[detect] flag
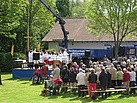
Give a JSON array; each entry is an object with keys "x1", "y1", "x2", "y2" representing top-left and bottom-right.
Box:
[
  {"x1": 11, "y1": 44, "x2": 14, "y2": 56},
  {"x1": 37, "y1": 43, "x2": 40, "y2": 51}
]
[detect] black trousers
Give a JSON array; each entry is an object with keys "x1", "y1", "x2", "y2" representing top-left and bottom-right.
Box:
[{"x1": 78, "y1": 85, "x2": 85, "y2": 97}]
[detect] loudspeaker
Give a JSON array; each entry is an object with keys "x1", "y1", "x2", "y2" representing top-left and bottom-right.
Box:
[
  {"x1": 118, "y1": 46, "x2": 125, "y2": 56},
  {"x1": 33, "y1": 53, "x2": 40, "y2": 60},
  {"x1": 85, "y1": 50, "x2": 90, "y2": 57}
]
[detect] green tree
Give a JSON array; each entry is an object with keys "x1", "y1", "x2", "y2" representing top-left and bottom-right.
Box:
[
  {"x1": 85, "y1": 0, "x2": 137, "y2": 59},
  {"x1": 70, "y1": 0, "x2": 86, "y2": 17},
  {"x1": 0, "y1": 0, "x2": 27, "y2": 52},
  {"x1": 25, "y1": 0, "x2": 56, "y2": 50},
  {"x1": 0, "y1": 0, "x2": 56, "y2": 53},
  {"x1": 56, "y1": 0, "x2": 70, "y2": 17}
]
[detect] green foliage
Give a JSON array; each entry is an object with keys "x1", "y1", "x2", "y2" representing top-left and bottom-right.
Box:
[
  {"x1": 27, "y1": 0, "x2": 56, "y2": 50},
  {"x1": 85, "y1": 0, "x2": 137, "y2": 59},
  {"x1": 13, "y1": 52, "x2": 27, "y2": 60},
  {"x1": 69, "y1": 0, "x2": 87, "y2": 17},
  {"x1": 0, "y1": 0, "x2": 57, "y2": 53},
  {"x1": 0, "y1": 0, "x2": 27, "y2": 38},
  {"x1": 47, "y1": 48, "x2": 56, "y2": 54},
  {"x1": 0, "y1": 52, "x2": 13, "y2": 72},
  {"x1": 56, "y1": 0, "x2": 70, "y2": 17},
  {"x1": 55, "y1": 0, "x2": 87, "y2": 17},
  {"x1": 0, "y1": 52, "x2": 26, "y2": 72}
]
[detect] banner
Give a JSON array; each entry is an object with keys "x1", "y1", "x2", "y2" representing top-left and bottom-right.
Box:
[
  {"x1": 11, "y1": 44, "x2": 14, "y2": 56},
  {"x1": 37, "y1": 43, "x2": 40, "y2": 51}
]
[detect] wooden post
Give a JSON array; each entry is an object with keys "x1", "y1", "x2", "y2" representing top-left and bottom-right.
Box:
[{"x1": 24, "y1": 35, "x2": 32, "y2": 50}]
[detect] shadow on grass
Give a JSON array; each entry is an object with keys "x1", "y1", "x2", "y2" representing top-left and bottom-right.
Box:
[
  {"x1": 3, "y1": 77, "x2": 31, "y2": 81},
  {"x1": 30, "y1": 83, "x2": 43, "y2": 86},
  {"x1": 1, "y1": 72, "x2": 11, "y2": 75},
  {"x1": 61, "y1": 91, "x2": 137, "y2": 102},
  {"x1": 2, "y1": 77, "x2": 32, "y2": 85},
  {"x1": 38, "y1": 91, "x2": 137, "y2": 103}
]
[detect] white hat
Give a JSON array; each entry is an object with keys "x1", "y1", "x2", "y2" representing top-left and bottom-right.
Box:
[
  {"x1": 106, "y1": 68, "x2": 110, "y2": 70},
  {"x1": 123, "y1": 68, "x2": 127, "y2": 71},
  {"x1": 79, "y1": 68, "x2": 82, "y2": 71}
]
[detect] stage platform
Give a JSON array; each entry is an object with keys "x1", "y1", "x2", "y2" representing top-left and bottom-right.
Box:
[{"x1": 12, "y1": 68, "x2": 52, "y2": 79}]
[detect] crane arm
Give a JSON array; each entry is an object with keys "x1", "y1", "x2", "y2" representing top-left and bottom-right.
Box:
[{"x1": 40, "y1": 0, "x2": 69, "y2": 49}]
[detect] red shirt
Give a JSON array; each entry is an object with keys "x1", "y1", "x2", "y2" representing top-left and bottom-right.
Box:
[
  {"x1": 123, "y1": 71, "x2": 130, "y2": 82},
  {"x1": 41, "y1": 65, "x2": 48, "y2": 75},
  {"x1": 35, "y1": 69, "x2": 41, "y2": 74}
]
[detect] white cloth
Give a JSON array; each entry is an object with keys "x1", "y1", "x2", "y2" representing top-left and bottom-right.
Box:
[
  {"x1": 28, "y1": 52, "x2": 33, "y2": 62},
  {"x1": 43, "y1": 53, "x2": 49, "y2": 60},
  {"x1": 130, "y1": 71, "x2": 136, "y2": 81},
  {"x1": 52, "y1": 67, "x2": 60, "y2": 80},
  {"x1": 39, "y1": 54, "x2": 44, "y2": 63},
  {"x1": 76, "y1": 72, "x2": 86, "y2": 86}
]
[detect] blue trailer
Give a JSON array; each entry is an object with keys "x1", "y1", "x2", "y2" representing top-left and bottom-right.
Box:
[{"x1": 68, "y1": 48, "x2": 111, "y2": 59}]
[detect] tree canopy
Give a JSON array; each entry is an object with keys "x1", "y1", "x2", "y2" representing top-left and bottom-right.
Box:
[
  {"x1": 0, "y1": 0, "x2": 56, "y2": 53},
  {"x1": 85, "y1": 0, "x2": 137, "y2": 59}
]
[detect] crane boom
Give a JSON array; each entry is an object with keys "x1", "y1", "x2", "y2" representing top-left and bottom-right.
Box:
[{"x1": 40, "y1": 0, "x2": 69, "y2": 49}]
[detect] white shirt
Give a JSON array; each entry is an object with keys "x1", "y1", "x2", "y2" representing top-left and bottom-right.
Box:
[
  {"x1": 39, "y1": 54, "x2": 44, "y2": 63},
  {"x1": 43, "y1": 53, "x2": 49, "y2": 60},
  {"x1": 130, "y1": 71, "x2": 136, "y2": 81},
  {"x1": 28, "y1": 52, "x2": 33, "y2": 62},
  {"x1": 76, "y1": 71, "x2": 86, "y2": 86}
]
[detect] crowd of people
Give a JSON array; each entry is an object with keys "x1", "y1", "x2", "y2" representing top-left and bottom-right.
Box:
[
  {"x1": 27, "y1": 48, "x2": 69, "y2": 69},
  {"x1": 28, "y1": 48, "x2": 137, "y2": 98},
  {"x1": 49, "y1": 56, "x2": 137, "y2": 98}
]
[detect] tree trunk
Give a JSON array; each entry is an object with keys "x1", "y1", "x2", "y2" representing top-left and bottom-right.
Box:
[
  {"x1": 114, "y1": 44, "x2": 119, "y2": 60},
  {"x1": 0, "y1": 75, "x2": 2, "y2": 85}
]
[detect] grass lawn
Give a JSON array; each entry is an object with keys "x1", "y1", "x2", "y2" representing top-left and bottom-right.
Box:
[{"x1": 0, "y1": 73, "x2": 137, "y2": 103}]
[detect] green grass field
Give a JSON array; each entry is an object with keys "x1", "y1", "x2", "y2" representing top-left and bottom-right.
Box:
[{"x1": 0, "y1": 73, "x2": 137, "y2": 103}]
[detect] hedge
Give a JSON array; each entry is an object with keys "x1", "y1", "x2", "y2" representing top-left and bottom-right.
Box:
[{"x1": 0, "y1": 52, "x2": 26, "y2": 72}]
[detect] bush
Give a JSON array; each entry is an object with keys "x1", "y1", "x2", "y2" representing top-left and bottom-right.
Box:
[
  {"x1": 47, "y1": 48, "x2": 56, "y2": 54},
  {"x1": 0, "y1": 52, "x2": 26, "y2": 72}
]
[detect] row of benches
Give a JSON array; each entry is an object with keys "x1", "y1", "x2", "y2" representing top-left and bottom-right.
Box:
[{"x1": 60, "y1": 85, "x2": 137, "y2": 99}]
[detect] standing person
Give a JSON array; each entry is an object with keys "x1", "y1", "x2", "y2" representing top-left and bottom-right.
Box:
[
  {"x1": 73, "y1": 62, "x2": 79, "y2": 73},
  {"x1": 76, "y1": 68, "x2": 86, "y2": 97},
  {"x1": 117, "y1": 67, "x2": 123, "y2": 86},
  {"x1": 106, "y1": 68, "x2": 112, "y2": 96},
  {"x1": 99, "y1": 68, "x2": 108, "y2": 98},
  {"x1": 61, "y1": 65, "x2": 69, "y2": 93},
  {"x1": 129, "y1": 68, "x2": 136, "y2": 94},
  {"x1": 88, "y1": 69, "x2": 97, "y2": 98},
  {"x1": 51, "y1": 64, "x2": 61, "y2": 95},
  {"x1": 41, "y1": 62, "x2": 49, "y2": 79},
  {"x1": 106, "y1": 68, "x2": 112, "y2": 88},
  {"x1": 69, "y1": 67, "x2": 77, "y2": 94},
  {"x1": 28, "y1": 49, "x2": 34, "y2": 69},
  {"x1": 95, "y1": 67, "x2": 101, "y2": 89},
  {"x1": 0, "y1": 69, "x2": 2, "y2": 85},
  {"x1": 39, "y1": 50, "x2": 44, "y2": 68},
  {"x1": 43, "y1": 49, "x2": 49, "y2": 64},
  {"x1": 123, "y1": 68, "x2": 130, "y2": 95},
  {"x1": 109, "y1": 63, "x2": 117, "y2": 87},
  {"x1": 52, "y1": 64, "x2": 60, "y2": 80}
]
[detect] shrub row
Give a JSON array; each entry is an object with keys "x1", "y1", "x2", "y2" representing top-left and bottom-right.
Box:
[{"x1": 0, "y1": 52, "x2": 26, "y2": 72}]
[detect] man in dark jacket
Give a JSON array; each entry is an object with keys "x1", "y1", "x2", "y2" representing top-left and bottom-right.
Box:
[
  {"x1": 99, "y1": 68, "x2": 108, "y2": 98},
  {"x1": 88, "y1": 68, "x2": 97, "y2": 98},
  {"x1": 61, "y1": 65, "x2": 69, "y2": 93},
  {"x1": 106, "y1": 67, "x2": 112, "y2": 96}
]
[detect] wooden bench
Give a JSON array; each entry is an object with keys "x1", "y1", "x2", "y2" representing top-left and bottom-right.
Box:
[
  {"x1": 92, "y1": 89, "x2": 126, "y2": 93},
  {"x1": 114, "y1": 86, "x2": 126, "y2": 89},
  {"x1": 129, "y1": 86, "x2": 137, "y2": 89},
  {"x1": 70, "y1": 87, "x2": 78, "y2": 89},
  {"x1": 80, "y1": 88, "x2": 126, "y2": 98}
]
